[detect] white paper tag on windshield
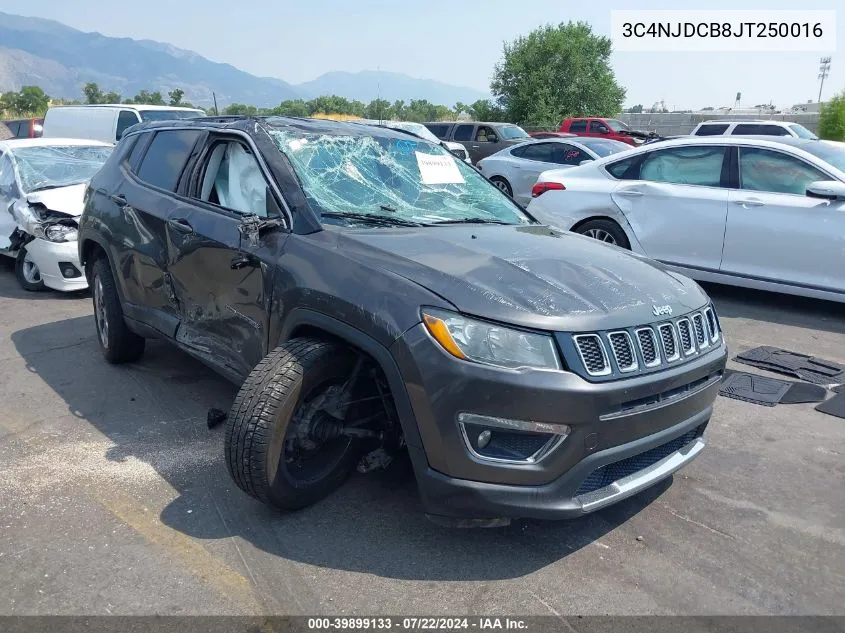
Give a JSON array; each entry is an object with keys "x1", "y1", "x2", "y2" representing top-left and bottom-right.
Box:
[{"x1": 415, "y1": 151, "x2": 465, "y2": 185}]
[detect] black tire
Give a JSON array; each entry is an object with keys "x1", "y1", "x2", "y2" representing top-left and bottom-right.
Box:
[
  {"x1": 490, "y1": 176, "x2": 513, "y2": 197},
  {"x1": 225, "y1": 338, "x2": 362, "y2": 510},
  {"x1": 91, "y1": 256, "x2": 145, "y2": 363},
  {"x1": 575, "y1": 219, "x2": 631, "y2": 250},
  {"x1": 15, "y1": 245, "x2": 46, "y2": 292}
]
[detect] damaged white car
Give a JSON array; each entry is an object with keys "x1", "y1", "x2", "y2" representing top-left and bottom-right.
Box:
[{"x1": 0, "y1": 138, "x2": 112, "y2": 291}]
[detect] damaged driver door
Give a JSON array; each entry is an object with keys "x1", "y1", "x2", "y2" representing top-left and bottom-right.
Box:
[{"x1": 166, "y1": 135, "x2": 289, "y2": 382}]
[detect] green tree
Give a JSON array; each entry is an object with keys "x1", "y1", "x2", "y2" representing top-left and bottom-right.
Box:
[
  {"x1": 83, "y1": 82, "x2": 104, "y2": 104},
  {"x1": 168, "y1": 88, "x2": 185, "y2": 106},
  {"x1": 223, "y1": 103, "x2": 258, "y2": 115},
  {"x1": 132, "y1": 90, "x2": 166, "y2": 106},
  {"x1": 491, "y1": 21, "x2": 626, "y2": 126},
  {"x1": 392, "y1": 100, "x2": 406, "y2": 120},
  {"x1": 365, "y1": 98, "x2": 392, "y2": 120},
  {"x1": 269, "y1": 99, "x2": 311, "y2": 117},
  {"x1": 102, "y1": 91, "x2": 122, "y2": 104},
  {"x1": 15, "y1": 86, "x2": 50, "y2": 114},
  {"x1": 818, "y1": 90, "x2": 845, "y2": 141},
  {"x1": 627, "y1": 104, "x2": 643, "y2": 113},
  {"x1": 469, "y1": 99, "x2": 506, "y2": 121}
]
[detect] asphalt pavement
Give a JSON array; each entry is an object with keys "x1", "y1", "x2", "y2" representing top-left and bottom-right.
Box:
[{"x1": 1, "y1": 258, "x2": 843, "y2": 616}]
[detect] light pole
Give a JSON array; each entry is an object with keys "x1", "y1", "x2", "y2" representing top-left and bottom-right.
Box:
[{"x1": 818, "y1": 57, "x2": 832, "y2": 103}]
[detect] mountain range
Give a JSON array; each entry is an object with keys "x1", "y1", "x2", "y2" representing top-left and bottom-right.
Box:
[{"x1": 0, "y1": 11, "x2": 489, "y2": 108}]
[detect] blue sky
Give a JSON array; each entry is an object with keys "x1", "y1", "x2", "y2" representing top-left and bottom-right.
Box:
[{"x1": 0, "y1": 0, "x2": 841, "y2": 109}]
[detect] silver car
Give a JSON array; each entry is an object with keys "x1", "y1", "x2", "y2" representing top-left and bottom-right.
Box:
[
  {"x1": 477, "y1": 137, "x2": 629, "y2": 206},
  {"x1": 527, "y1": 136, "x2": 845, "y2": 303}
]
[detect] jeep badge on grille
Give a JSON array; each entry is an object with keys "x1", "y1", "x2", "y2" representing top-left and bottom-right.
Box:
[{"x1": 652, "y1": 304, "x2": 673, "y2": 317}]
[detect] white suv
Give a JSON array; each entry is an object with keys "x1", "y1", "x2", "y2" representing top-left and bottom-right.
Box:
[{"x1": 691, "y1": 120, "x2": 817, "y2": 139}]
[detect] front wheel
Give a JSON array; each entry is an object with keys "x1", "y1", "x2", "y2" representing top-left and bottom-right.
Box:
[
  {"x1": 91, "y1": 256, "x2": 146, "y2": 363},
  {"x1": 15, "y1": 246, "x2": 45, "y2": 292},
  {"x1": 225, "y1": 338, "x2": 362, "y2": 510},
  {"x1": 575, "y1": 219, "x2": 631, "y2": 250}
]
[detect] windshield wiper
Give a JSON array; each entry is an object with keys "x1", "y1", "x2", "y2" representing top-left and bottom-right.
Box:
[
  {"x1": 430, "y1": 218, "x2": 511, "y2": 225},
  {"x1": 321, "y1": 211, "x2": 428, "y2": 227}
]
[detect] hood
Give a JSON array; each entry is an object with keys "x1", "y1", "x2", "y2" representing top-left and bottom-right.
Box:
[
  {"x1": 336, "y1": 224, "x2": 709, "y2": 332},
  {"x1": 25, "y1": 183, "x2": 88, "y2": 217}
]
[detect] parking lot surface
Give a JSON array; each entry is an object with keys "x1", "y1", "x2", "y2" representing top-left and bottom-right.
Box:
[{"x1": 1, "y1": 259, "x2": 843, "y2": 616}]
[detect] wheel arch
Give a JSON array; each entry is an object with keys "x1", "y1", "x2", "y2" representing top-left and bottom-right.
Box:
[
  {"x1": 569, "y1": 214, "x2": 643, "y2": 253},
  {"x1": 278, "y1": 308, "x2": 426, "y2": 455}
]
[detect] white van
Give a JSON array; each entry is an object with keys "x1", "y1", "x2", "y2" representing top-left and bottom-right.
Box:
[
  {"x1": 690, "y1": 119, "x2": 818, "y2": 139},
  {"x1": 42, "y1": 104, "x2": 206, "y2": 144}
]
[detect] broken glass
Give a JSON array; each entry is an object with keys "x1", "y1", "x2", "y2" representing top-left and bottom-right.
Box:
[
  {"x1": 11, "y1": 145, "x2": 113, "y2": 193},
  {"x1": 268, "y1": 128, "x2": 532, "y2": 227}
]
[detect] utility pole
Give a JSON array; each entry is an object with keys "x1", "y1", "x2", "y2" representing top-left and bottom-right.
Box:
[
  {"x1": 212, "y1": 91, "x2": 219, "y2": 116},
  {"x1": 818, "y1": 57, "x2": 832, "y2": 103}
]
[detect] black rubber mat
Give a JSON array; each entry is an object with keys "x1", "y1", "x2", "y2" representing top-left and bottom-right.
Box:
[
  {"x1": 734, "y1": 346, "x2": 845, "y2": 385},
  {"x1": 780, "y1": 382, "x2": 828, "y2": 404},
  {"x1": 816, "y1": 391, "x2": 845, "y2": 419},
  {"x1": 719, "y1": 372, "x2": 791, "y2": 407}
]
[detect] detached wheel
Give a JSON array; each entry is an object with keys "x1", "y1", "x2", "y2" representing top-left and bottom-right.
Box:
[
  {"x1": 91, "y1": 256, "x2": 145, "y2": 363},
  {"x1": 15, "y1": 246, "x2": 45, "y2": 292},
  {"x1": 490, "y1": 176, "x2": 513, "y2": 197},
  {"x1": 225, "y1": 338, "x2": 362, "y2": 510},
  {"x1": 575, "y1": 219, "x2": 631, "y2": 249}
]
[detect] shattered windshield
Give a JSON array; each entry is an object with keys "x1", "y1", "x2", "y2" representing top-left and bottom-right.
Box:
[
  {"x1": 269, "y1": 129, "x2": 533, "y2": 227},
  {"x1": 12, "y1": 145, "x2": 113, "y2": 193}
]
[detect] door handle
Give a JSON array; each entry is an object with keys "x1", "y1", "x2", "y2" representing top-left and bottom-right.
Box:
[
  {"x1": 230, "y1": 253, "x2": 257, "y2": 270},
  {"x1": 471, "y1": 145, "x2": 480, "y2": 149},
  {"x1": 109, "y1": 193, "x2": 128, "y2": 207},
  {"x1": 616, "y1": 190, "x2": 644, "y2": 197},
  {"x1": 734, "y1": 198, "x2": 765, "y2": 207},
  {"x1": 167, "y1": 218, "x2": 193, "y2": 233}
]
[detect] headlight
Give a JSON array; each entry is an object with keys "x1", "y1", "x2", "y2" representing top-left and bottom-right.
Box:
[
  {"x1": 42, "y1": 224, "x2": 78, "y2": 243},
  {"x1": 421, "y1": 308, "x2": 561, "y2": 370}
]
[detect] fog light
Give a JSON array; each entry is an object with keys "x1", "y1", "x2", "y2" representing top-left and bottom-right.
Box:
[
  {"x1": 458, "y1": 413, "x2": 570, "y2": 464},
  {"x1": 58, "y1": 262, "x2": 82, "y2": 279},
  {"x1": 477, "y1": 430, "x2": 492, "y2": 449}
]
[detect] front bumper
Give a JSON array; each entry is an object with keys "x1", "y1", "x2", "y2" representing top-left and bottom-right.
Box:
[
  {"x1": 390, "y1": 323, "x2": 726, "y2": 520},
  {"x1": 25, "y1": 238, "x2": 88, "y2": 292}
]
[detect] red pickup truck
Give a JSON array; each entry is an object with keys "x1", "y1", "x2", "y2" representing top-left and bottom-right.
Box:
[{"x1": 558, "y1": 117, "x2": 652, "y2": 146}]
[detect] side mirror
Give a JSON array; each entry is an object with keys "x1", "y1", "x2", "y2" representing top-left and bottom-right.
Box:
[
  {"x1": 598, "y1": 127, "x2": 610, "y2": 134},
  {"x1": 579, "y1": 159, "x2": 594, "y2": 166},
  {"x1": 806, "y1": 181, "x2": 845, "y2": 201}
]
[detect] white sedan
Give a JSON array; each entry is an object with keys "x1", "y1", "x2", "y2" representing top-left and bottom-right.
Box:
[
  {"x1": 527, "y1": 136, "x2": 845, "y2": 303},
  {"x1": 0, "y1": 138, "x2": 112, "y2": 291},
  {"x1": 477, "y1": 137, "x2": 629, "y2": 205}
]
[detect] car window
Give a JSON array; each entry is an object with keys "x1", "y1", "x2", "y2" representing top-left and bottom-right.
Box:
[
  {"x1": 0, "y1": 123, "x2": 13, "y2": 141},
  {"x1": 695, "y1": 124, "x2": 729, "y2": 136},
  {"x1": 605, "y1": 155, "x2": 640, "y2": 179},
  {"x1": 138, "y1": 110, "x2": 204, "y2": 122},
  {"x1": 569, "y1": 120, "x2": 587, "y2": 133},
  {"x1": 738, "y1": 147, "x2": 828, "y2": 195},
  {"x1": 589, "y1": 121, "x2": 609, "y2": 134},
  {"x1": 453, "y1": 125, "x2": 474, "y2": 141},
  {"x1": 498, "y1": 125, "x2": 529, "y2": 140},
  {"x1": 5, "y1": 121, "x2": 22, "y2": 137},
  {"x1": 514, "y1": 143, "x2": 555, "y2": 162},
  {"x1": 135, "y1": 130, "x2": 201, "y2": 192},
  {"x1": 606, "y1": 120, "x2": 630, "y2": 132},
  {"x1": 475, "y1": 126, "x2": 497, "y2": 142},
  {"x1": 127, "y1": 133, "x2": 150, "y2": 169},
  {"x1": 116, "y1": 110, "x2": 140, "y2": 141},
  {"x1": 788, "y1": 124, "x2": 817, "y2": 139},
  {"x1": 425, "y1": 124, "x2": 450, "y2": 139},
  {"x1": 732, "y1": 123, "x2": 789, "y2": 136},
  {"x1": 195, "y1": 141, "x2": 269, "y2": 216},
  {"x1": 639, "y1": 146, "x2": 726, "y2": 186},
  {"x1": 551, "y1": 144, "x2": 590, "y2": 166},
  {"x1": 575, "y1": 138, "x2": 629, "y2": 157}
]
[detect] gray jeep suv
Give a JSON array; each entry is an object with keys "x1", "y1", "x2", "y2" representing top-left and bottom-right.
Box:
[{"x1": 78, "y1": 116, "x2": 726, "y2": 526}]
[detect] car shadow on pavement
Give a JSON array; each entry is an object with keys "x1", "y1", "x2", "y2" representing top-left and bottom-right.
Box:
[
  {"x1": 13, "y1": 315, "x2": 670, "y2": 582},
  {"x1": 704, "y1": 282, "x2": 845, "y2": 336}
]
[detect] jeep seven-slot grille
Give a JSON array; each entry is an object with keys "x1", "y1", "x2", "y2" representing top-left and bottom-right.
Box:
[
  {"x1": 568, "y1": 306, "x2": 721, "y2": 380},
  {"x1": 574, "y1": 334, "x2": 610, "y2": 376},
  {"x1": 677, "y1": 318, "x2": 694, "y2": 355},
  {"x1": 608, "y1": 332, "x2": 637, "y2": 372},
  {"x1": 636, "y1": 328, "x2": 660, "y2": 366},
  {"x1": 658, "y1": 323, "x2": 680, "y2": 361}
]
